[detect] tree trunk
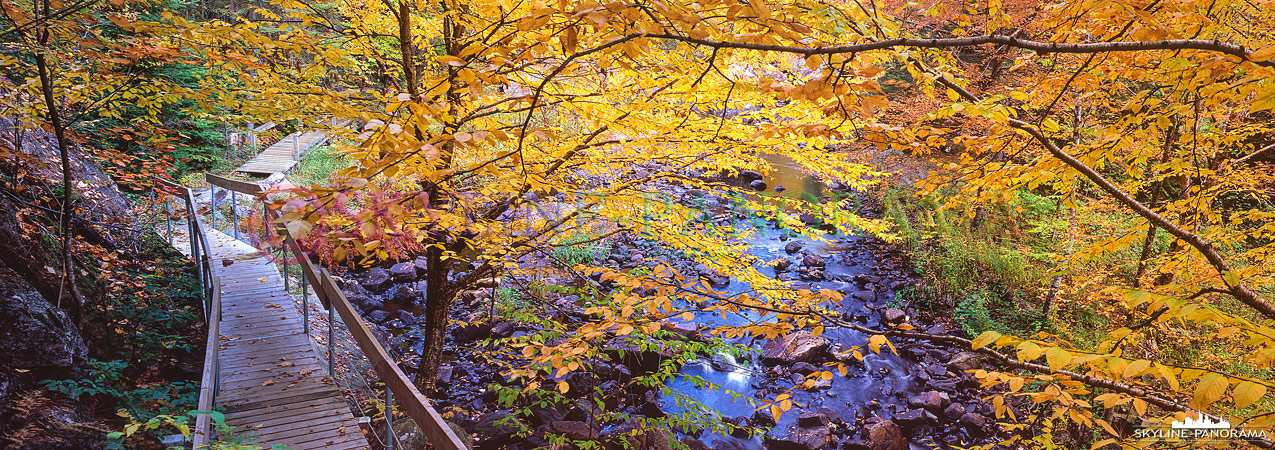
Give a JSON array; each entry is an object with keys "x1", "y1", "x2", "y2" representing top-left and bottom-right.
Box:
[
  {"x1": 1134, "y1": 120, "x2": 1180, "y2": 287},
  {"x1": 35, "y1": 31, "x2": 81, "y2": 327},
  {"x1": 416, "y1": 244, "x2": 451, "y2": 392}
]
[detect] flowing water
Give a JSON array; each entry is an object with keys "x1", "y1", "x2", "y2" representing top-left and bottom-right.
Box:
[{"x1": 659, "y1": 153, "x2": 918, "y2": 448}]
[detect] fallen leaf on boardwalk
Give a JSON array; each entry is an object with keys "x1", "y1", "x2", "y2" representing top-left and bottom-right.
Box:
[
  {"x1": 278, "y1": 361, "x2": 294, "y2": 367},
  {"x1": 286, "y1": 381, "x2": 298, "y2": 389},
  {"x1": 258, "y1": 278, "x2": 268, "y2": 282},
  {"x1": 337, "y1": 426, "x2": 346, "y2": 436},
  {"x1": 262, "y1": 379, "x2": 276, "y2": 386}
]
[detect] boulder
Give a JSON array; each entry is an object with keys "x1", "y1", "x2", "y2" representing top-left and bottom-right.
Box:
[
  {"x1": 367, "y1": 310, "x2": 392, "y2": 323},
  {"x1": 867, "y1": 420, "x2": 908, "y2": 450},
  {"x1": 761, "y1": 330, "x2": 830, "y2": 365},
  {"x1": 893, "y1": 409, "x2": 936, "y2": 430},
  {"x1": 801, "y1": 253, "x2": 826, "y2": 268},
  {"x1": 907, "y1": 391, "x2": 946, "y2": 412},
  {"x1": 960, "y1": 412, "x2": 989, "y2": 431},
  {"x1": 549, "y1": 421, "x2": 599, "y2": 440},
  {"x1": 881, "y1": 308, "x2": 906, "y2": 326},
  {"x1": 946, "y1": 352, "x2": 983, "y2": 372},
  {"x1": 752, "y1": 407, "x2": 777, "y2": 427},
  {"x1": 798, "y1": 413, "x2": 830, "y2": 428},
  {"x1": 790, "y1": 361, "x2": 818, "y2": 375},
  {"x1": 398, "y1": 310, "x2": 416, "y2": 324},
  {"x1": 739, "y1": 169, "x2": 764, "y2": 181},
  {"x1": 784, "y1": 241, "x2": 803, "y2": 254},
  {"x1": 774, "y1": 185, "x2": 787, "y2": 193},
  {"x1": 358, "y1": 267, "x2": 392, "y2": 293},
  {"x1": 764, "y1": 423, "x2": 830, "y2": 450},
  {"x1": 943, "y1": 403, "x2": 965, "y2": 420},
  {"x1": 390, "y1": 261, "x2": 418, "y2": 282},
  {"x1": 749, "y1": 180, "x2": 769, "y2": 192}
]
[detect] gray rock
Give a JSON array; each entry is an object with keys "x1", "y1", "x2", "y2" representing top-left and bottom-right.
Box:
[
  {"x1": 550, "y1": 421, "x2": 599, "y2": 440},
  {"x1": 359, "y1": 267, "x2": 392, "y2": 293},
  {"x1": 947, "y1": 352, "x2": 983, "y2": 372},
  {"x1": 367, "y1": 309, "x2": 392, "y2": 323},
  {"x1": 390, "y1": 261, "x2": 418, "y2": 282},
  {"x1": 881, "y1": 308, "x2": 906, "y2": 326},
  {"x1": 960, "y1": 412, "x2": 989, "y2": 430},
  {"x1": 908, "y1": 391, "x2": 945, "y2": 412},
  {"x1": 798, "y1": 413, "x2": 830, "y2": 427},
  {"x1": 774, "y1": 258, "x2": 793, "y2": 272},
  {"x1": 893, "y1": 409, "x2": 936, "y2": 430},
  {"x1": 749, "y1": 179, "x2": 769, "y2": 191},
  {"x1": 398, "y1": 310, "x2": 416, "y2": 324},
  {"x1": 761, "y1": 330, "x2": 830, "y2": 365},
  {"x1": 790, "y1": 361, "x2": 818, "y2": 375},
  {"x1": 470, "y1": 410, "x2": 519, "y2": 446},
  {"x1": 764, "y1": 423, "x2": 830, "y2": 450},
  {"x1": 774, "y1": 185, "x2": 787, "y2": 193},
  {"x1": 802, "y1": 253, "x2": 826, "y2": 268},
  {"x1": 944, "y1": 403, "x2": 965, "y2": 420},
  {"x1": 739, "y1": 169, "x2": 764, "y2": 181},
  {"x1": 784, "y1": 241, "x2": 803, "y2": 254}
]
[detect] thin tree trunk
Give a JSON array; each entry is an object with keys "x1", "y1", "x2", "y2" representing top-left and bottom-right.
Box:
[
  {"x1": 35, "y1": 15, "x2": 81, "y2": 326},
  {"x1": 1134, "y1": 120, "x2": 1180, "y2": 287}
]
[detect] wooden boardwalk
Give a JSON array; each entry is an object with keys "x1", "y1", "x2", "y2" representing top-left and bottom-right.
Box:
[
  {"x1": 185, "y1": 228, "x2": 369, "y2": 450},
  {"x1": 237, "y1": 130, "x2": 329, "y2": 175}
]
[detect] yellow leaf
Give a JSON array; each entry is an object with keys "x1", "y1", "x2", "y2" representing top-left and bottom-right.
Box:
[
  {"x1": 1124, "y1": 360, "x2": 1151, "y2": 379},
  {"x1": 1045, "y1": 347, "x2": 1071, "y2": 372},
  {"x1": 972, "y1": 331, "x2": 1001, "y2": 350},
  {"x1": 1132, "y1": 398, "x2": 1147, "y2": 416},
  {"x1": 1233, "y1": 381, "x2": 1267, "y2": 409},
  {"x1": 868, "y1": 335, "x2": 887, "y2": 354},
  {"x1": 1017, "y1": 341, "x2": 1044, "y2": 362},
  {"x1": 1192, "y1": 373, "x2": 1229, "y2": 409},
  {"x1": 680, "y1": 312, "x2": 695, "y2": 322},
  {"x1": 770, "y1": 404, "x2": 782, "y2": 422},
  {"x1": 1250, "y1": 47, "x2": 1275, "y2": 62},
  {"x1": 557, "y1": 381, "x2": 569, "y2": 393}
]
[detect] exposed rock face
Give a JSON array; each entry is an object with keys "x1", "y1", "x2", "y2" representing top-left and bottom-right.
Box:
[
  {"x1": 358, "y1": 267, "x2": 392, "y2": 293},
  {"x1": 0, "y1": 274, "x2": 88, "y2": 379},
  {"x1": 391, "y1": 417, "x2": 474, "y2": 450},
  {"x1": 761, "y1": 330, "x2": 829, "y2": 365}
]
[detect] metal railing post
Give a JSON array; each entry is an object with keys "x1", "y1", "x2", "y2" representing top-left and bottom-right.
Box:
[
  {"x1": 293, "y1": 134, "x2": 300, "y2": 159},
  {"x1": 283, "y1": 250, "x2": 290, "y2": 293},
  {"x1": 210, "y1": 185, "x2": 216, "y2": 230},
  {"x1": 386, "y1": 386, "x2": 395, "y2": 449},
  {"x1": 164, "y1": 195, "x2": 172, "y2": 239},
  {"x1": 328, "y1": 301, "x2": 335, "y2": 377},
  {"x1": 231, "y1": 190, "x2": 239, "y2": 239},
  {"x1": 302, "y1": 266, "x2": 310, "y2": 336}
]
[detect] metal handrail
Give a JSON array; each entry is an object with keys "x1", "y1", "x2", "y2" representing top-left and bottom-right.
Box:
[
  {"x1": 204, "y1": 173, "x2": 467, "y2": 450},
  {"x1": 151, "y1": 178, "x2": 219, "y2": 449}
]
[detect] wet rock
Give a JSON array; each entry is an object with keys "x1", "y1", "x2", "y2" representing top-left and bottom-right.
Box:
[
  {"x1": 390, "y1": 418, "x2": 472, "y2": 450},
  {"x1": 944, "y1": 403, "x2": 965, "y2": 420},
  {"x1": 749, "y1": 179, "x2": 769, "y2": 192},
  {"x1": 358, "y1": 267, "x2": 392, "y2": 293},
  {"x1": 774, "y1": 185, "x2": 787, "y2": 193},
  {"x1": 947, "y1": 352, "x2": 983, "y2": 372},
  {"x1": 907, "y1": 391, "x2": 946, "y2": 412},
  {"x1": 865, "y1": 420, "x2": 907, "y2": 450},
  {"x1": 798, "y1": 413, "x2": 830, "y2": 428},
  {"x1": 413, "y1": 256, "x2": 429, "y2": 275},
  {"x1": 491, "y1": 321, "x2": 518, "y2": 339},
  {"x1": 724, "y1": 416, "x2": 751, "y2": 438},
  {"x1": 799, "y1": 213, "x2": 822, "y2": 226},
  {"x1": 392, "y1": 285, "x2": 418, "y2": 304},
  {"x1": 740, "y1": 169, "x2": 764, "y2": 181},
  {"x1": 752, "y1": 407, "x2": 777, "y2": 427},
  {"x1": 437, "y1": 365, "x2": 453, "y2": 384},
  {"x1": 711, "y1": 438, "x2": 750, "y2": 450},
  {"x1": 399, "y1": 310, "x2": 416, "y2": 324},
  {"x1": 764, "y1": 423, "x2": 830, "y2": 450},
  {"x1": 681, "y1": 437, "x2": 711, "y2": 450},
  {"x1": 390, "y1": 261, "x2": 418, "y2": 282},
  {"x1": 960, "y1": 412, "x2": 989, "y2": 431},
  {"x1": 348, "y1": 293, "x2": 383, "y2": 313},
  {"x1": 881, "y1": 308, "x2": 906, "y2": 326},
  {"x1": 661, "y1": 321, "x2": 699, "y2": 338},
  {"x1": 368, "y1": 309, "x2": 392, "y2": 323},
  {"x1": 790, "y1": 361, "x2": 818, "y2": 375},
  {"x1": 801, "y1": 253, "x2": 826, "y2": 268},
  {"x1": 761, "y1": 330, "x2": 830, "y2": 365},
  {"x1": 784, "y1": 241, "x2": 803, "y2": 254},
  {"x1": 774, "y1": 259, "x2": 793, "y2": 272},
  {"x1": 471, "y1": 410, "x2": 520, "y2": 446},
  {"x1": 893, "y1": 409, "x2": 936, "y2": 430}
]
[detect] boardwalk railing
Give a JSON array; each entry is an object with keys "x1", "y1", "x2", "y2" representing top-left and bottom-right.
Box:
[
  {"x1": 150, "y1": 178, "x2": 221, "y2": 448},
  {"x1": 204, "y1": 173, "x2": 468, "y2": 450}
]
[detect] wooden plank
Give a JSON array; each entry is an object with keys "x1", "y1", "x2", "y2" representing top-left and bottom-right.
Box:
[{"x1": 206, "y1": 174, "x2": 265, "y2": 195}]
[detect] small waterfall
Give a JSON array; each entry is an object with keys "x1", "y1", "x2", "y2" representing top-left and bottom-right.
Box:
[{"x1": 715, "y1": 352, "x2": 750, "y2": 387}]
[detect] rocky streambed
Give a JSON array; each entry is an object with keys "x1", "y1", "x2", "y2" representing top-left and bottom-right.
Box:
[{"x1": 326, "y1": 160, "x2": 1012, "y2": 450}]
